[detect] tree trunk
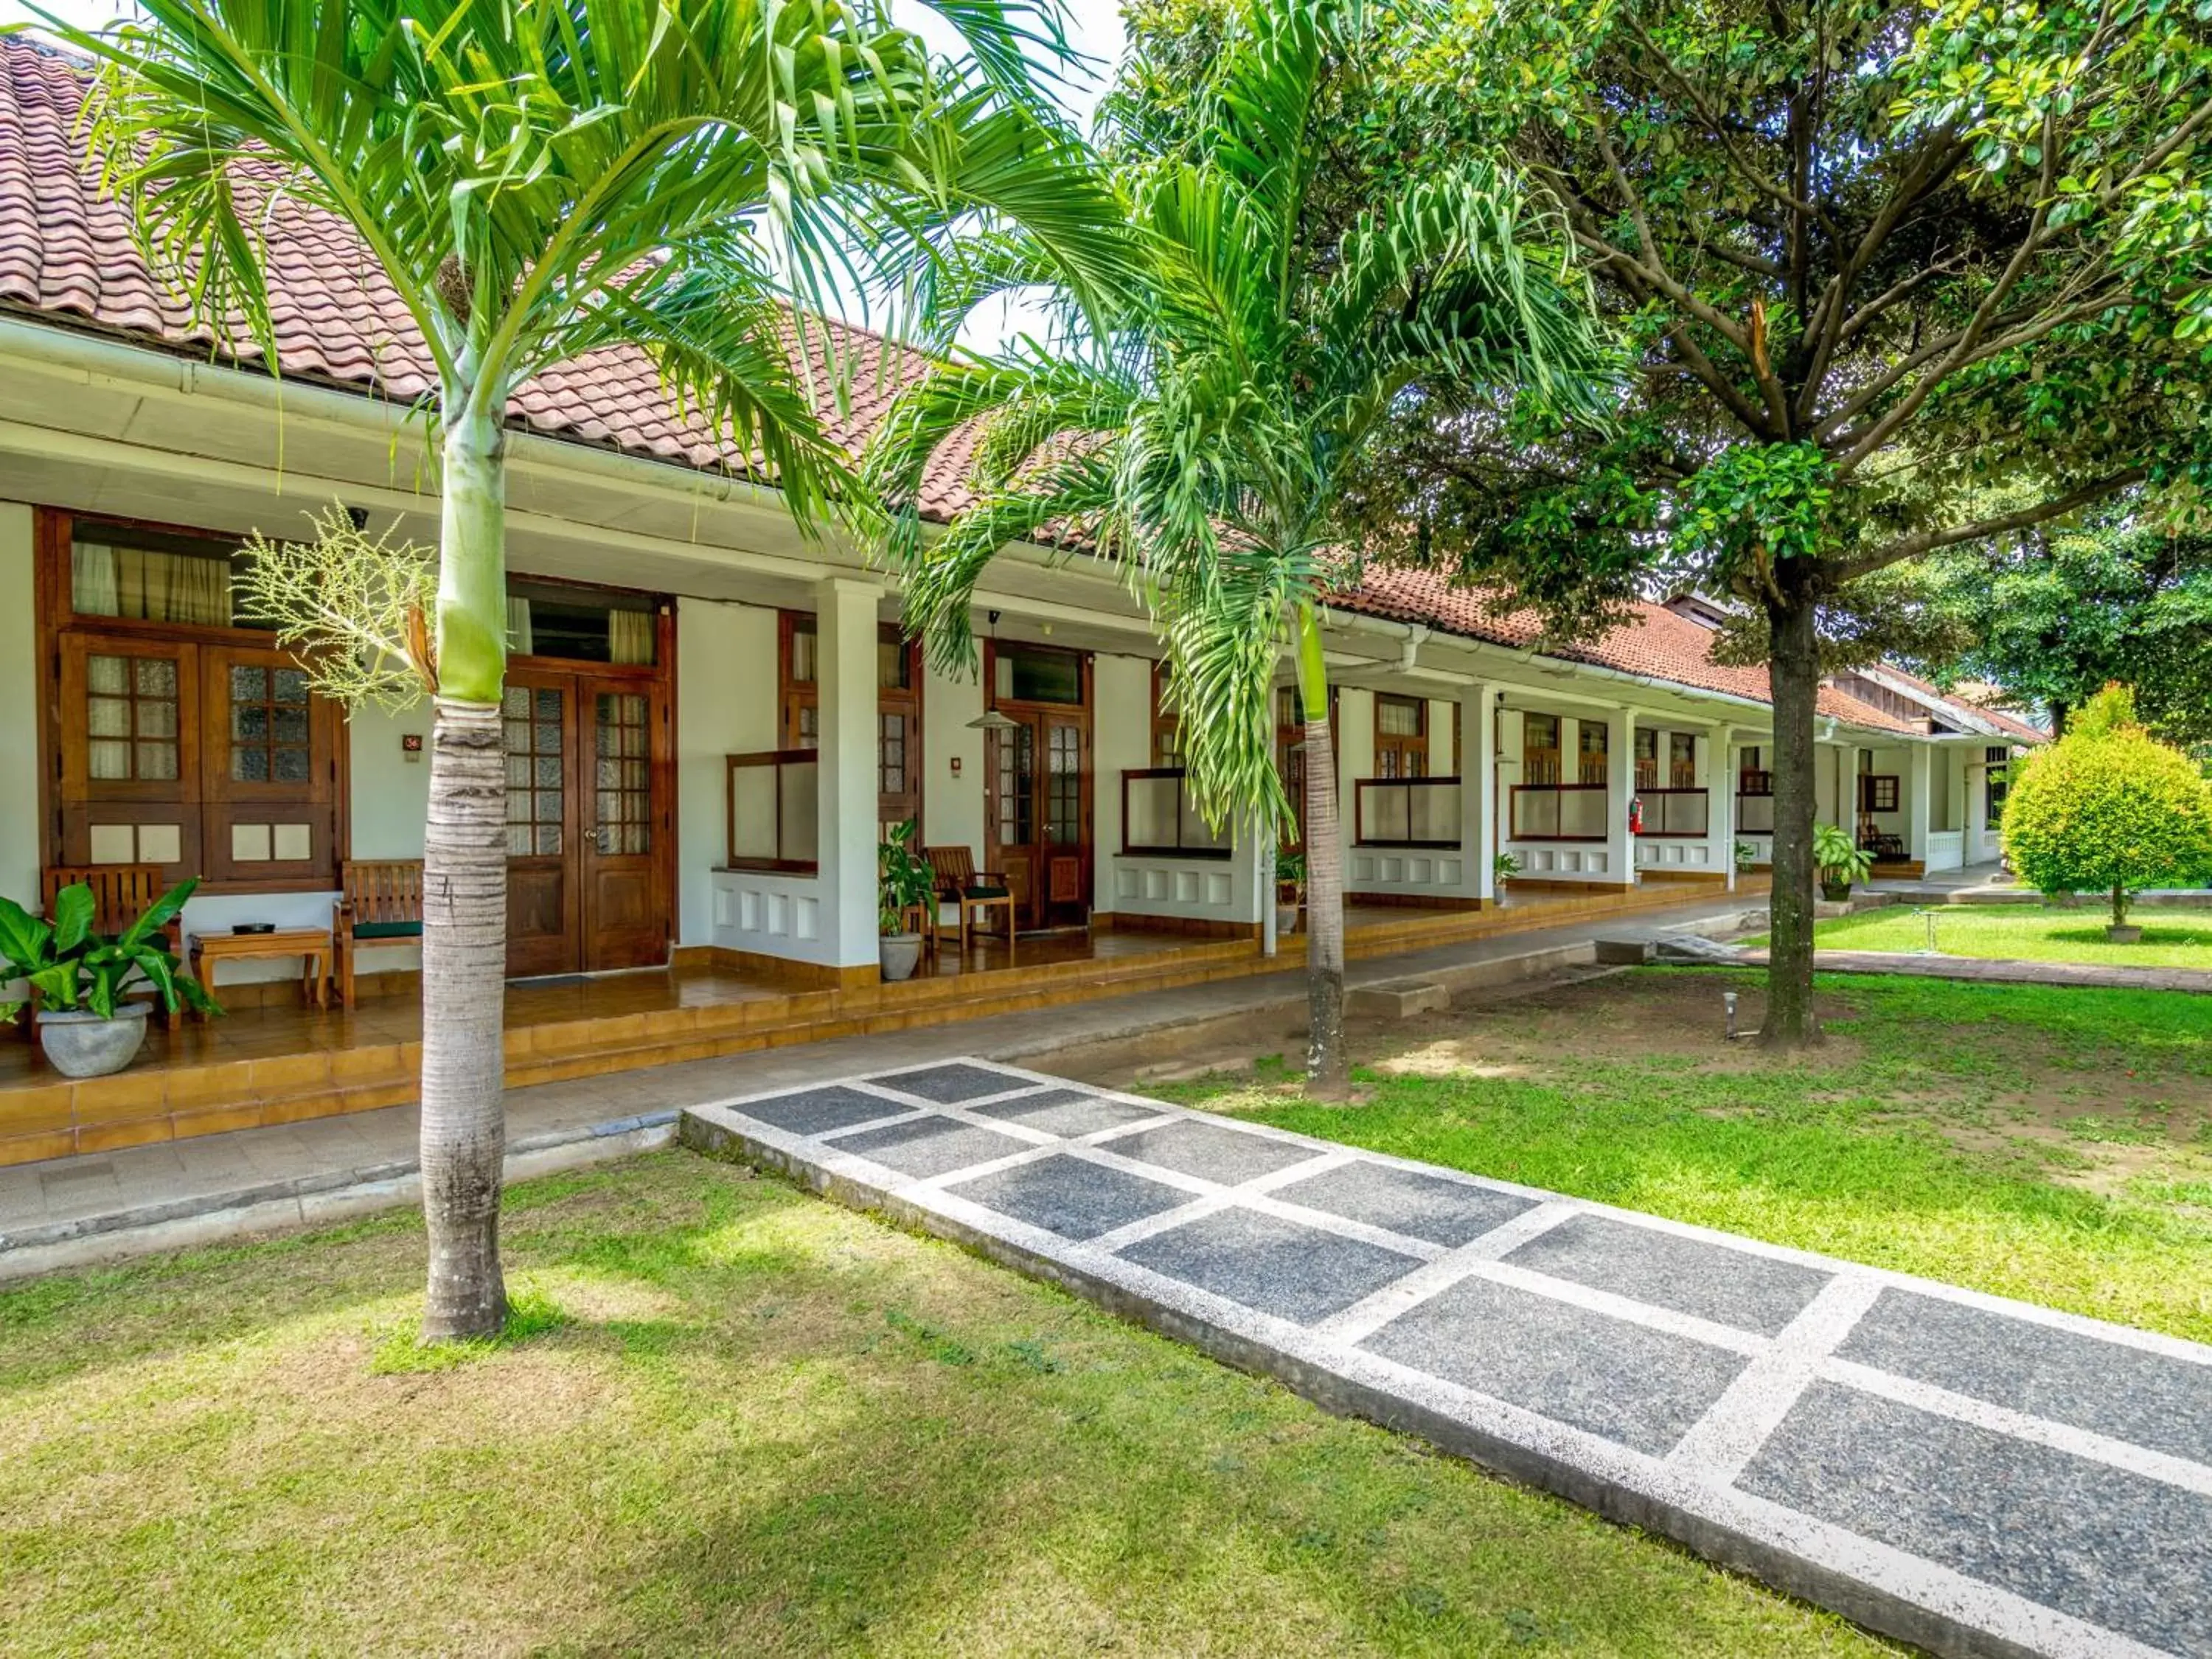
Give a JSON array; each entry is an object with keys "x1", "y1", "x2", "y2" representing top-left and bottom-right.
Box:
[
  {"x1": 1762, "y1": 579, "x2": 1822, "y2": 1048},
  {"x1": 420, "y1": 408, "x2": 512, "y2": 1341},
  {"x1": 1295, "y1": 603, "x2": 1349, "y2": 1095},
  {"x1": 2112, "y1": 881, "x2": 2127, "y2": 928}
]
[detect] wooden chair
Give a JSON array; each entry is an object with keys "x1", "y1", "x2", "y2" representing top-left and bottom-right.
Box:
[
  {"x1": 27, "y1": 864, "x2": 182, "y2": 1043},
  {"x1": 334, "y1": 860, "x2": 425, "y2": 1009},
  {"x1": 923, "y1": 845, "x2": 1016, "y2": 964}
]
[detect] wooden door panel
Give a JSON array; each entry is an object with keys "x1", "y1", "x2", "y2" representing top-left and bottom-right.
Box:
[
  {"x1": 504, "y1": 677, "x2": 580, "y2": 977},
  {"x1": 58, "y1": 633, "x2": 201, "y2": 804},
  {"x1": 581, "y1": 682, "x2": 666, "y2": 971}
]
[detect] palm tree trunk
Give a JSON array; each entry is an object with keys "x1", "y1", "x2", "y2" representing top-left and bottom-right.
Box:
[
  {"x1": 1761, "y1": 576, "x2": 1821, "y2": 1049},
  {"x1": 420, "y1": 406, "x2": 511, "y2": 1341},
  {"x1": 1295, "y1": 602, "x2": 1349, "y2": 1095}
]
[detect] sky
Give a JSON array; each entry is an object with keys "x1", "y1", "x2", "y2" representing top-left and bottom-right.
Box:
[{"x1": 0, "y1": 0, "x2": 1130, "y2": 352}]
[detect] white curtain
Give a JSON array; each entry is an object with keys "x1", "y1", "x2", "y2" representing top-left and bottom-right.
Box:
[
  {"x1": 608, "y1": 608, "x2": 654, "y2": 665},
  {"x1": 72, "y1": 542, "x2": 232, "y2": 626},
  {"x1": 506, "y1": 597, "x2": 534, "y2": 655}
]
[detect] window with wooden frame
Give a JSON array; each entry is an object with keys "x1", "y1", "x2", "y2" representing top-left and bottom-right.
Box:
[
  {"x1": 1373, "y1": 694, "x2": 1427, "y2": 779},
  {"x1": 777, "y1": 612, "x2": 925, "y2": 832},
  {"x1": 1521, "y1": 712, "x2": 1561, "y2": 785},
  {"x1": 1633, "y1": 726, "x2": 1660, "y2": 790},
  {"x1": 1860, "y1": 773, "x2": 1901, "y2": 813},
  {"x1": 38, "y1": 510, "x2": 345, "y2": 893},
  {"x1": 1151, "y1": 661, "x2": 1183, "y2": 767},
  {"x1": 1576, "y1": 720, "x2": 1609, "y2": 785},
  {"x1": 1669, "y1": 731, "x2": 1697, "y2": 787}
]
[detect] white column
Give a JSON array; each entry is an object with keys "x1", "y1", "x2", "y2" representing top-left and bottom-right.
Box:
[
  {"x1": 1610, "y1": 705, "x2": 1638, "y2": 887},
  {"x1": 1716, "y1": 728, "x2": 1739, "y2": 891},
  {"x1": 1905, "y1": 743, "x2": 1933, "y2": 866},
  {"x1": 1461, "y1": 684, "x2": 1499, "y2": 902},
  {"x1": 817, "y1": 575, "x2": 882, "y2": 973}
]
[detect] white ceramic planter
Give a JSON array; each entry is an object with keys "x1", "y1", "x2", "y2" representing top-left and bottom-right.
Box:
[
  {"x1": 37, "y1": 1003, "x2": 152, "y2": 1079},
  {"x1": 879, "y1": 933, "x2": 924, "y2": 982}
]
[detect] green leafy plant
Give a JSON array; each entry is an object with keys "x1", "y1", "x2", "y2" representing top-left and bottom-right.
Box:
[
  {"x1": 1493, "y1": 851, "x2": 1523, "y2": 885},
  {"x1": 1275, "y1": 848, "x2": 1307, "y2": 900},
  {"x1": 0, "y1": 879, "x2": 218, "y2": 1024},
  {"x1": 2003, "y1": 686, "x2": 2212, "y2": 929},
  {"x1": 1734, "y1": 841, "x2": 1760, "y2": 872},
  {"x1": 879, "y1": 821, "x2": 938, "y2": 938},
  {"x1": 1812, "y1": 824, "x2": 1874, "y2": 891}
]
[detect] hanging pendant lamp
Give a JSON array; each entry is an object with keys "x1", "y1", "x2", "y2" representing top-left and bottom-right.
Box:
[{"x1": 967, "y1": 610, "x2": 1020, "y2": 731}]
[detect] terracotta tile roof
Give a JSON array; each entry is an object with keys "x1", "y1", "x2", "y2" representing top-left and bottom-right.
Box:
[
  {"x1": 0, "y1": 37, "x2": 968, "y2": 504},
  {"x1": 1867, "y1": 663, "x2": 2049, "y2": 744},
  {"x1": 1334, "y1": 568, "x2": 1922, "y2": 734},
  {"x1": 0, "y1": 38, "x2": 1992, "y2": 737}
]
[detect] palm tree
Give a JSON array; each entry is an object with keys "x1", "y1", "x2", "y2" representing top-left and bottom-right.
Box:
[
  {"x1": 865, "y1": 0, "x2": 1609, "y2": 1093},
  {"x1": 58, "y1": 0, "x2": 1126, "y2": 1339}
]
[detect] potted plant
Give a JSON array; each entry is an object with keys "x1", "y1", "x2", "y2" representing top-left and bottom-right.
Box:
[
  {"x1": 1274, "y1": 848, "x2": 1306, "y2": 937},
  {"x1": 877, "y1": 821, "x2": 937, "y2": 983},
  {"x1": 1492, "y1": 850, "x2": 1522, "y2": 899},
  {"x1": 1735, "y1": 839, "x2": 1760, "y2": 874},
  {"x1": 0, "y1": 878, "x2": 217, "y2": 1077},
  {"x1": 1812, "y1": 823, "x2": 1875, "y2": 902}
]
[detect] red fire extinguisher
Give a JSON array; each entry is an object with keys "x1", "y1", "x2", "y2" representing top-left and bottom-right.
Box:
[{"x1": 1630, "y1": 795, "x2": 1644, "y2": 835}]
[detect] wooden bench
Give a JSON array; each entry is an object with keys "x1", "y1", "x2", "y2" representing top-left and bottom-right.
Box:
[
  {"x1": 924, "y1": 845, "x2": 1016, "y2": 964},
  {"x1": 25, "y1": 865, "x2": 183, "y2": 1045},
  {"x1": 335, "y1": 860, "x2": 425, "y2": 1008}
]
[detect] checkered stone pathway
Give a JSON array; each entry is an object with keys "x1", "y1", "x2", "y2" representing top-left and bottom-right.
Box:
[{"x1": 679, "y1": 1059, "x2": 2212, "y2": 1659}]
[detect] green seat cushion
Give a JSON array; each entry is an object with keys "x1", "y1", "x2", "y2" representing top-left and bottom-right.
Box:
[
  {"x1": 352, "y1": 919, "x2": 423, "y2": 940},
  {"x1": 963, "y1": 885, "x2": 1010, "y2": 900}
]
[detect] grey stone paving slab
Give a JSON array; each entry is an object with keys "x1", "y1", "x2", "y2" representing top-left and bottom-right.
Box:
[
  {"x1": 742, "y1": 1084, "x2": 914, "y2": 1137},
  {"x1": 823, "y1": 1114, "x2": 1035, "y2": 1180},
  {"x1": 874, "y1": 1061, "x2": 1035, "y2": 1103},
  {"x1": 1837, "y1": 1287, "x2": 2212, "y2": 1467},
  {"x1": 1739, "y1": 1381, "x2": 2212, "y2": 1658},
  {"x1": 1094, "y1": 1118, "x2": 1323, "y2": 1185},
  {"x1": 1119, "y1": 1206, "x2": 1423, "y2": 1325},
  {"x1": 1270, "y1": 1158, "x2": 1537, "y2": 1248},
  {"x1": 945, "y1": 1154, "x2": 1194, "y2": 1242},
  {"x1": 683, "y1": 1054, "x2": 2212, "y2": 1659},
  {"x1": 1503, "y1": 1212, "x2": 1834, "y2": 1337},
  {"x1": 966, "y1": 1088, "x2": 1162, "y2": 1138},
  {"x1": 1360, "y1": 1270, "x2": 1750, "y2": 1455}
]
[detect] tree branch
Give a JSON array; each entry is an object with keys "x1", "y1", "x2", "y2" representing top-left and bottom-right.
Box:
[{"x1": 1840, "y1": 467, "x2": 2146, "y2": 579}]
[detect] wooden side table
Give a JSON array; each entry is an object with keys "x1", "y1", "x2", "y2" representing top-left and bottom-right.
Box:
[{"x1": 189, "y1": 928, "x2": 335, "y2": 1012}]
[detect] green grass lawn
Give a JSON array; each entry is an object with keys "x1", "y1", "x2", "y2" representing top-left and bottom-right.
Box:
[
  {"x1": 0, "y1": 1154, "x2": 1886, "y2": 1658},
  {"x1": 1144, "y1": 970, "x2": 2212, "y2": 1345},
  {"x1": 1794, "y1": 902, "x2": 2212, "y2": 969}
]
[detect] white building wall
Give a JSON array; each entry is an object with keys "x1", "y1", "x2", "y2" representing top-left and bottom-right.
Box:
[
  {"x1": 1096, "y1": 650, "x2": 1260, "y2": 931},
  {"x1": 678, "y1": 597, "x2": 780, "y2": 947},
  {"x1": 1633, "y1": 724, "x2": 1725, "y2": 877},
  {"x1": 0, "y1": 502, "x2": 41, "y2": 911},
  {"x1": 922, "y1": 653, "x2": 985, "y2": 858}
]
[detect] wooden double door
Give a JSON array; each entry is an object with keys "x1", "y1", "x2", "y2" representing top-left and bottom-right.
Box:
[
  {"x1": 984, "y1": 649, "x2": 1093, "y2": 931},
  {"x1": 503, "y1": 668, "x2": 670, "y2": 977}
]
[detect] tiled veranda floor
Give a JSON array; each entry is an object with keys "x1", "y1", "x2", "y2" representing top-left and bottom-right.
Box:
[
  {"x1": 0, "y1": 927, "x2": 1173, "y2": 1086},
  {"x1": 686, "y1": 1058, "x2": 2212, "y2": 1659}
]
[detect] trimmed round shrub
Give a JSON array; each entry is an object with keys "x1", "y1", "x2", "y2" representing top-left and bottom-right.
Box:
[{"x1": 2002, "y1": 686, "x2": 2212, "y2": 925}]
